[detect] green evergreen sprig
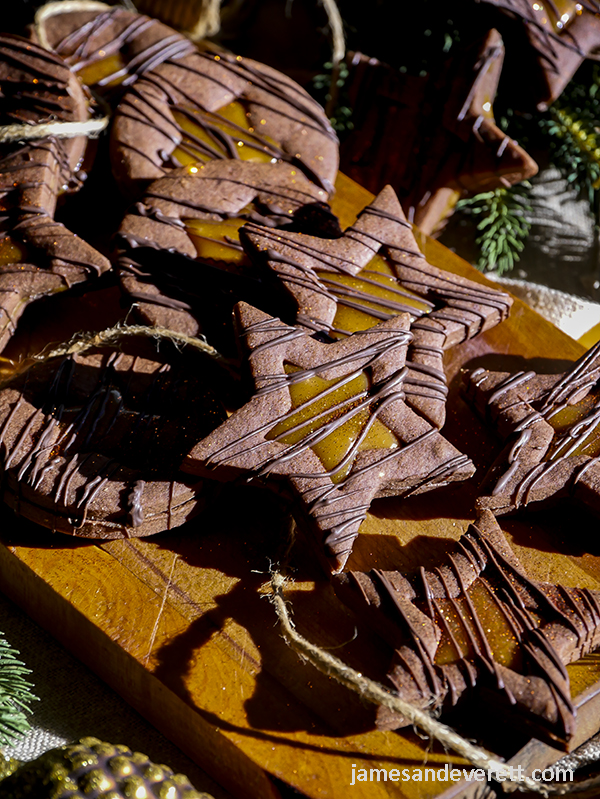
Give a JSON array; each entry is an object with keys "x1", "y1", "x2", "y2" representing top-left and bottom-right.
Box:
[
  {"x1": 456, "y1": 184, "x2": 532, "y2": 275},
  {"x1": 542, "y1": 87, "x2": 600, "y2": 206},
  {"x1": 0, "y1": 632, "x2": 38, "y2": 747}
]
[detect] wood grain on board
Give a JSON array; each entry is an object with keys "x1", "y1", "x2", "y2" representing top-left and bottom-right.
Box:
[{"x1": 0, "y1": 173, "x2": 598, "y2": 799}]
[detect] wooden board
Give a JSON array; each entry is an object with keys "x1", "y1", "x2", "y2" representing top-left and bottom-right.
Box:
[{"x1": 0, "y1": 173, "x2": 599, "y2": 799}]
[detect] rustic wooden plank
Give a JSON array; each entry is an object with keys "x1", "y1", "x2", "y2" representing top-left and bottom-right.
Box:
[{"x1": 0, "y1": 172, "x2": 598, "y2": 799}]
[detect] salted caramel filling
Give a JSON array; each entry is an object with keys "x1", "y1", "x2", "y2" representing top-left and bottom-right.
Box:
[
  {"x1": 545, "y1": 388, "x2": 600, "y2": 461},
  {"x1": 267, "y1": 364, "x2": 398, "y2": 483},
  {"x1": 184, "y1": 216, "x2": 249, "y2": 266},
  {"x1": 316, "y1": 254, "x2": 432, "y2": 338},
  {"x1": 0, "y1": 236, "x2": 26, "y2": 266},
  {"x1": 75, "y1": 52, "x2": 126, "y2": 88},
  {"x1": 531, "y1": 0, "x2": 581, "y2": 32},
  {"x1": 433, "y1": 580, "x2": 522, "y2": 669},
  {"x1": 172, "y1": 100, "x2": 277, "y2": 167}
]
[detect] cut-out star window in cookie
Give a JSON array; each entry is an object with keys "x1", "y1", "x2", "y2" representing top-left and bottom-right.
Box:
[
  {"x1": 241, "y1": 184, "x2": 512, "y2": 428},
  {"x1": 463, "y1": 341, "x2": 600, "y2": 516},
  {"x1": 334, "y1": 509, "x2": 600, "y2": 747},
  {"x1": 183, "y1": 303, "x2": 475, "y2": 573}
]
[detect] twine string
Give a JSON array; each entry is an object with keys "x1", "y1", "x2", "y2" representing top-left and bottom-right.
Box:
[
  {"x1": 34, "y1": 0, "x2": 112, "y2": 51},
  {"x1": 0, "y1": 118, "x2": 109, "y2": 145},
  {"x1": 0, "y1": 324, "x2": 235, "y2": 387},
  {"x1": 269, "y1": 571, "x2": 590, "y2": 797}
]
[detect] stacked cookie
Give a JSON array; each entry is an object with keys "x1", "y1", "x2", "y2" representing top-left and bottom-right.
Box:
[{"x1": 0, "y1": 1, "x2": 595, "y2": 751}]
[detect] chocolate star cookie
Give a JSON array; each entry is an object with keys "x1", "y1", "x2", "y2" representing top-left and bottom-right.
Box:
[
  {"x1": 241, "y1": 185, "x2": 512, "y2": 427},
  {"x1": 0, "y1": 34, "x2": 109, "y2": 353},
  {"x1": 183, "y1": 303, "x2": 475, "y2": 573},
  {"x1": 339, "y1": 29, "x2": 537, "y2": 233},
  {"x1": 480, "y1": 0, "x2": 600, "y2": 110},
  {"x1": 334, "y1": 509, "x2": 600, "y2": 747},
  {"x1": 0, "y1": 337, "x2": 227, "y2": 538},
  {"x1": 464, "y1": 341, "x2": 600, "y2": 517},
  {"x1": 108, "y1": 34, "x2": 338, "y2": 198},
  {"x1": 116, "y1": 160, "x2": 331, "y2": 343}
]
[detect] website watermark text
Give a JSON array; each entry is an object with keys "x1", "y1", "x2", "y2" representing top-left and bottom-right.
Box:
[{"x1": 349, "y1": 763, "x2": 574, "y2": 785}]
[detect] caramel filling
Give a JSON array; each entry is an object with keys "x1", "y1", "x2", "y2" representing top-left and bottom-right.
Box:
[
  {"x1": 75, "y1": 53, "x2": 126, "y2": 88},
  {"x1": 316, "y1": 254, "x2": 432, "y2": 338},
  {"x1": 433, "y1": 580, "x2": 521, "y2": 669},
  {"x1": 545, "y1": 388, "x2": 600, "y2": 461},
  {"x1": 0, "y1": 236, "x2": 26, "y2": 266},
  {"x1": 530, "y1": 0, "x2": 580, "y2": 32},
  {"x1": 184, "y1": 216, "x2": 249, "y2": 266},
  {"x1": 172, "y1": 100, "x2": 277, "y2": 167},
  {"x1": 267, "y1": 365, "x2": 398, "y2": 483}
]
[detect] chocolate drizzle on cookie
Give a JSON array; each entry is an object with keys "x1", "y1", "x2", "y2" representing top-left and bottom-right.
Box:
[
  {"x1": 464, "y1": 341, "x2": 600, "y2": 517},
  {"x1": 0, "y1": 340, "x2": 228, "y2": 538},
  {"x1": 242, "y1": 185, "x2": 512, "y2": 428},
  {"x1": 334, "y1": 509, "x2": 600, "y2": 745},
  {"x1": 0, "y1": 34, "x2": 110, "y2": 353},
  {"x1": 184, "y1": 304, "x2": 475, "y2": 572}
]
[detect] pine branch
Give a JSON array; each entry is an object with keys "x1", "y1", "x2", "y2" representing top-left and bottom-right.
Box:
[
  {"x1": 538, "y1": 64, "x2": 600, "y2": 206},
  {"x1": 456, "y1": 183, "x2": 532, "y2": 275},
  {"x1": 0, "y1": 632, "x2": 38, "y2": 747}
]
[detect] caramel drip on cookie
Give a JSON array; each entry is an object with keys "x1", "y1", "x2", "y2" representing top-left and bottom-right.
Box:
[
  {"x1": 201, "y1": 314, "x2": 473, "y2": 564},
  {"x1": 477, "y1": 341, "x2": 600, "y2": 504},
  {"x1": 184, "y1": 216, "x2": 249, "y2": 266},
  {"x1": 545, "y1": 386, "x2": 600, "y2": 461},
  {"x1": 53, "y1": 10, "x2": 196, "y2": 88},
  {"x1": 339, "y1": 520, "x2": 600, "y2": 740},
  {"x1": 0, "y1": 236, "x2": 27, "y2": 266},
  {"x1": 114, "y1": 47, "x2": 336, "y2": 191},
  {"x1": 315, "y1": 254, "x2": 433, "y2": 339},
  {"x1": 267, "y1": 364, "x2": 398, "y2": 483},
  {"x1": 172, "y1": 101, "x2": 278, "y2": 167}
]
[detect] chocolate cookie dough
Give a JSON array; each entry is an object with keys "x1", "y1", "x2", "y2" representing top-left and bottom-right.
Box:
[
  {"x1": 183, "y1": 303, "x2": 475, "y2": 573},
  {"x1": 334, "y1": 509, "x2": 600, "y2": 747},
  {"x1": 116, "y1": 160, "x2": 331, "y2": 340},
  {"x1": 241, "y1": 185, "x2": 512, "y2": 427},
  {"x1": 0, "y1": 337, "x2": 227, "y2": 538},
  {"x1": 0, "y1": 34, "x2": 109, "y2": 353},
  {"x1": 34, "y1": 3, "x2": 195, "y2": 95},
  {"x1": 109, "y1": 36, "x2": 339, "y2": 198},
  {"x1": 339, "y1": 30, "x2": 538, "y2": 233},
  {"x1": 463, "y1": 341, "x2": 600, "y2": 517}
]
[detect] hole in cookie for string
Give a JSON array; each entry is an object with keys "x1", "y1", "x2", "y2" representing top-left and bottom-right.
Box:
[
  {"x1": 428, "y1": 580, "x2": 525, "y2": 672},
  {"x1": 171, "y1": 101, "x2": 279, "y2": 167},
  {"x1": 315, "y1": 254, "x2": 434, "y2": 339},
  {"x1": 543, "y1": 385, "x2": 600, "y2": 461},
  {"x1": 267, "y1": 364, "x2": 398, "y2": 483}
]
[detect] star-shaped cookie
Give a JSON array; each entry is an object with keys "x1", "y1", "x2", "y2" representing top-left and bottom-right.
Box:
[
  {"x1": 339, "y1": 29, "x2": 538, "y2": 233},
  {"x1": 463, "y1": 341, "x2": 600, "y2": 516},
  {"x1": 183, "y1": 303, "x2": 475, "y2": 573},
  {"x1": 334, "y1": 509, "x2": 600, "y2": 747},
  {"x1": 0, "y1": 34, "x2": 109, "y2": 353},
  {"x1": 481, "y1": 0, "x2": 600, "y2": 110},
  {"x1": 116, "y1": 160, "x2": 330, "y2": 341},
  {"x1": 241, "y1": 184, "x2": 512, "y2": 428}
]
